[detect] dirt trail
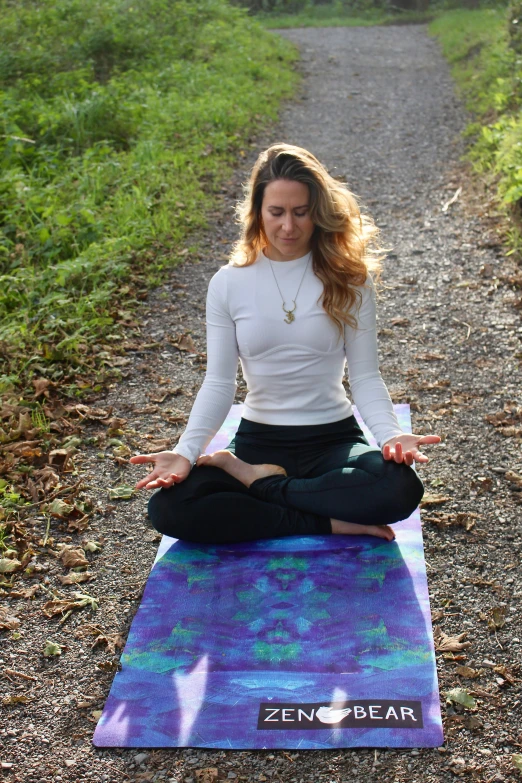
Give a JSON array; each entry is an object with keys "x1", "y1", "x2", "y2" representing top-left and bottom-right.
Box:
[{"x1": 4, "y1": 23, "x2": 522, "y2": 783}]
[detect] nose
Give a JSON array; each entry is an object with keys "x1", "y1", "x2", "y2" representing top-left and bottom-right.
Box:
[{"x1": 281, "y1": 213, "x2": 295, "y2": 234}]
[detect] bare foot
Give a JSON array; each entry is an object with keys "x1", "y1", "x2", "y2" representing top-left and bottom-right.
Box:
[
  {"x1": 196, "y1": 449, "x2": 287, "y2": 489},
  {"x1": 330, "y1": 518, "x2": 396, "y2": 541}
]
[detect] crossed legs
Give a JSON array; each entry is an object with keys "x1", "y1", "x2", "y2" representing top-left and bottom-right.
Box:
[{"x1": 147, "y1": 441, "x2": 424, "y2": 545}]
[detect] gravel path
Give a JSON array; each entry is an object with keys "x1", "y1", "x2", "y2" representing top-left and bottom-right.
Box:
[{"x1": 3, "y1": 23, "x2": 522, "y2": 783}]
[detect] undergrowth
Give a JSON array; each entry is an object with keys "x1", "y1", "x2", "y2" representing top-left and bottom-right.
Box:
[
  {"x1": 0, "y1": 0, "x2": 299, "y2": 397},
  {"x1": 429, "y1": 7, "x2": 522, "y2": 254}
]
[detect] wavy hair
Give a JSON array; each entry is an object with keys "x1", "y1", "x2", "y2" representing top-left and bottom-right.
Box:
[{"x1": 229, "y1": 143, "x2": 389, "y2": 336}]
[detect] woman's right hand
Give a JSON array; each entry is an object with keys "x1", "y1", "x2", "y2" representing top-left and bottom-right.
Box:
[{"x1": 129, "y1": 451, "x2": 192, "y2": 490}]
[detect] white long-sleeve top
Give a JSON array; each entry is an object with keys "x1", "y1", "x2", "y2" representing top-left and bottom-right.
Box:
[{"x1": 172, "y1": 250, "x2": 404, "y2": 467}]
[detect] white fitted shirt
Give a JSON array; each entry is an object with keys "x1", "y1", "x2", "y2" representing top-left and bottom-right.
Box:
[{"x1": 173, "y1": 250, "x2": 403, "y2": 467}]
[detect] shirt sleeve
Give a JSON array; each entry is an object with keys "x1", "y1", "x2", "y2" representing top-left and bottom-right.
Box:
[
  {"x1": 344, "y1": 276, "x2": 404, "y2": 448},
  {"x1": 172, "y1": 268, "x2": 239, "y2": 467}
]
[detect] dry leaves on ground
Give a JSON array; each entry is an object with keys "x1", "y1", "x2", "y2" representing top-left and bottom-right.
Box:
[{"x1": 434, "y1": 627, "x2": 472, "y2": 652}]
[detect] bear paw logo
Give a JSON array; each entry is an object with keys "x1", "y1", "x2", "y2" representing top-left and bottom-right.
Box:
[{"x1": 315, "y1": 706, "x2": 352, "y2": 724}]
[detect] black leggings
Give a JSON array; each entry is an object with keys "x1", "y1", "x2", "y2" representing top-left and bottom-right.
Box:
[{"x1": 147, "y1": 415, "x2": 424, "y2": 545}]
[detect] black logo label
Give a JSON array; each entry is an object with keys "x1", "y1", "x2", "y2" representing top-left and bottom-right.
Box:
[{"x1": 257, "y1": 700, "x2": 423, "y2": 730}]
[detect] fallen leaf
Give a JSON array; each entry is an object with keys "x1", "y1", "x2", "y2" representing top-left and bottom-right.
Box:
[
  {"x1": 463, "y1": 715, "x2": 483, "y2": 730},
  {"x1": 97, "y1": 659, "x2": 119, "y2": 672},
  {"x1": 32, "y1": 378, "x2": 52, "y2": 398},
  {"x1": 512, "y1": 754, "x2": 522, "y2": 773},
  {"x1": 42, "y1": 592, "x2": 99, "y2": 619},
  {"x1": 493, "y1": 664, "x2": 516, "y2": 685},
  {"x1": 2, "y1": 694, "x2": 31, "y2": 706},
  {"x1": 455, "y1": 666, "x2": 482, "y2": 679},
  {"x1": 91, "y1": 633, "x2": 125, "y2": 655},
  {"x1": 133, "y1": 405, "x2": 158, "y2": 414},
  {"x1": 108, "y1": 485, "x2": 135, "y2": 500},
  {"x1": 43, "y1": 640, "x2": 62, "y2": 657},
  {"x1": 195, "y1": 769, "x2": 219, "y2": 782},
  {"x1": 9, "y1": 584, "x2": 40, "y2": 599},
  {"x1": 488, "y1": 606, "x2": 507, "y2": 632},
  {"x1": 420, "y1": 494, "x2": 451, "y2": 507},
  {"x1": 113, "y1": 444, "x2": 131, "y2": 458},
  {"x1": 70, "y1": 404, "x2": 111, "y2": 420},
  {"x1": 0, "y1": 608, "x2": 20, "y2": 630},
  {"x1": 57, "y1": 571, "x2": 95, "y2": 585},
  {"x1": 445, "y1": 687, "x2": 476, "y2": 709},
  {"x1": 434, "y1": 627, "x2": 471, "y2": 652},
  {"x1": 0, "y1": 558, "x2": 22, "y2": 574},
  {"x1": 172, "y1": 333, "x2": 197, "y2": 352},
  {"x1": 83, "y1": 541, "x2": 102, "y2": 553},
  {"x1": 48, "y1": 499, "x2": 74, "y2": 518},
  {"x1": 60, "y1": 547, "x2": 89, "y2": 569}
]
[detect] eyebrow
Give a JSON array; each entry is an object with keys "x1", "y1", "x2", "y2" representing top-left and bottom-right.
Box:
[{"x1": 267, "y1": 204, "x2": 309, "y2": 210}]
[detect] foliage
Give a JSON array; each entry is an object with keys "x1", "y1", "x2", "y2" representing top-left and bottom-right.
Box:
[
  {"x1": 232, "y1": 0, "x2": 509, "y2": 24},
  {"x1": 0, "y1": 0, "x2": 298, "y2": 393},
  {"x1": 429, "y1": 7, "x2": 522, "y2": 247}
]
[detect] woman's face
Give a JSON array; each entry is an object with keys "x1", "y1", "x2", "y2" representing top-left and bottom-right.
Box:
[{"x1": 260, "y1": 179, "x2": 315, "y2": 261}]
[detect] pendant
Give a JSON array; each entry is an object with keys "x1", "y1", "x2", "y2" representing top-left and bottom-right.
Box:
[{"x1": 283, "y1": 301, "x2": 296, "y2": 324}]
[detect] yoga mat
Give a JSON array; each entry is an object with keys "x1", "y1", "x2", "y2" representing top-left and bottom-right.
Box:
[{"x1": 93, "y1": 404, "x2": 443, "y2": 749}]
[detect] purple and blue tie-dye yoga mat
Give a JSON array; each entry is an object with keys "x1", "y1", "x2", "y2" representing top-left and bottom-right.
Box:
[{"x1": 93, "y1": 404, "x2": 443, "y2": 749}]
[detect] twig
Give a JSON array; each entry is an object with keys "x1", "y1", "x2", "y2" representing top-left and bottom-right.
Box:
[
  {"x1": 451, "y1": 316, "x2": 472, "y2": 341},
  {"x1": 4, "y1": 668, "x2": 37, "y2": 682},
  {"x1": 0, "y1": 134, "x2": 35, "y2": 144},
  {"x1": 60, "y1": 610, "x2": 73, "y2": 625},
  {"x1": 42, "y1": 516, "x2": 51, "y2": 547},
  {"x1": 442, "y1": 186, "x2": 462, "y2": 212}
]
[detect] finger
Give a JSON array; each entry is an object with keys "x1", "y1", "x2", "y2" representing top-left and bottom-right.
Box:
[
  {"x1": 412, "y1": 450, "x2": 429, "y2": 464},
  {"x1": 135, "y1": 474, "x2": 157, "y2": 490},
  {"x1": 382, "y1": 444, "x2": 391, "y2": 461},
  {"x1": 404, "y1": 451, "x2": 414, "y2": 466},
  {"x1": 144, "y1": 478, "x2": 171, "y2": 490},
  {"x1": 394, "y1": 442, "x2": 403, "y2": 464},
  {"x1": 415, "y1": 435, "x2": 441, "y2": 445},
  {"x1": 130, "y1": 454, "x2": 155, "y2": 464}
]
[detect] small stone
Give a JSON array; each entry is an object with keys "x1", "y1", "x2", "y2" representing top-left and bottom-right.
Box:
[
  {"x1": 228, "y1": 775, "x2": 237, "y2": 780},
  {"x1": 64, "y1": 760, "x2": 76, "y2": 768},
  {"x1": 134, "y1": 753, "x2": 149, "y2": 765}
]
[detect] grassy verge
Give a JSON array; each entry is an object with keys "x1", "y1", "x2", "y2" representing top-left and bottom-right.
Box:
[
  {"x1": 428, "y1": 7, "x2": 522, "y2": 254},
  {"x1": 0, "y1": 0, "x2": 299, "y2": 398},
  {"x1": 0, "y1": 0, "x2": 299, "y2": 539}
]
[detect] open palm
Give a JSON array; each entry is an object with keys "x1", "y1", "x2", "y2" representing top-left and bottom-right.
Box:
[
  {"x1": 129, "y1": 451, "x2": 192, "y2": 490},
  {"x1": 382, "y1": 434, "x2": 441, "y2": 466}
]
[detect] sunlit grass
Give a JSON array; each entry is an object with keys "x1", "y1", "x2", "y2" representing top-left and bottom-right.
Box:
[{"x1": 0, "y1": 0, "x2": 299, "y2": 391}]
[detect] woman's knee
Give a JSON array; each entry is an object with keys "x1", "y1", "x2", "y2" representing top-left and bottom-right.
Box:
[
  {"x1": 147, "y1": 487, "x2": 190, "y2": 538},
  {"x1": 386, "y1": 463, "x2": 424, "y2": 522}
]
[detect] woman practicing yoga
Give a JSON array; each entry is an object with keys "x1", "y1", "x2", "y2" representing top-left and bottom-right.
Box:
[{"x1": 131, "y1": 143, "x2": 440, "y2": 544}]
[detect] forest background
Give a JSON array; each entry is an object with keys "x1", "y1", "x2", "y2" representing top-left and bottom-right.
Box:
[{"x1": 0, "y1": 0, "x2": 521, "y2": 608}]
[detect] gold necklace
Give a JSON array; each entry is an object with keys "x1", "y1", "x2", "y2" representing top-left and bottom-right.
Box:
[{"x1": 267, "y1": 252, "x2": 311, "y2": 324}]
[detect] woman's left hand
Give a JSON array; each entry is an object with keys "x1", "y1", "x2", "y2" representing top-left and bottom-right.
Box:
[{"x1": 382, "y1": 433, "x2": 441, "y2": 466}]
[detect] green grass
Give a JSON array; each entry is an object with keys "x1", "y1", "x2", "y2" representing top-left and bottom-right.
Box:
[
  {"x1": 0, "y1": 0, "x2": 299, "y2": 395},
  {"x1": 429, "y1": 8, "x2": 522, "y2": 250}
]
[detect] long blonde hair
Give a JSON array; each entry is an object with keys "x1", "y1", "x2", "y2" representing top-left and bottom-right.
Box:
[{"x1": 229, "y1": 143, "x2": 388, "y2": 336}]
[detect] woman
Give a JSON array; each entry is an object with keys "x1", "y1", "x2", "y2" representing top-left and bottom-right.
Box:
[{"x1": 130, "y1": 143, "x2": 440, "y2": 544}]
